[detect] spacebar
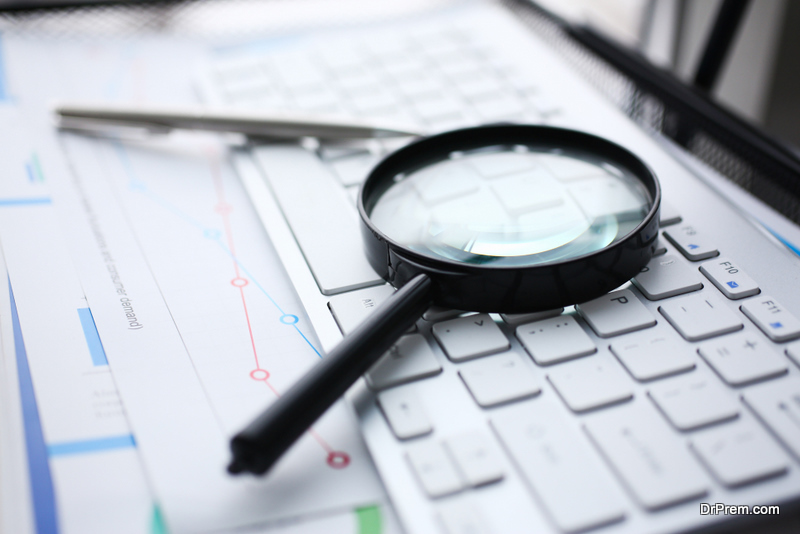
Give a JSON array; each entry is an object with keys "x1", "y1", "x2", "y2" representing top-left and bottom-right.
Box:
[{"x1": 252, "y1": 145, "x2": 383, "y2": 295}]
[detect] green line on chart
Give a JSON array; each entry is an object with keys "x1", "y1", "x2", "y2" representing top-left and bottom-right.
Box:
[
  {"x1": 31, "y1": 152, "x2": 45, "y2": 182},
  {"x1": 356, "y1": 505, "x2": 382, "y2": 534},
  {"x1": 151, "y1": 504, "x2": 169, "y2": 534}
]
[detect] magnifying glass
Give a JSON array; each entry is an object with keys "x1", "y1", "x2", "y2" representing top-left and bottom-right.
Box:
[{"x1": 228, "y1": 124, "x2": 660, "y2": 475}]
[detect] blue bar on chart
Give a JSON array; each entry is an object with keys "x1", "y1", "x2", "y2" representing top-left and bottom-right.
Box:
[
  {"x1": 48, "y1": 435, "x2": 137, "y2": 457},
  {"x1": 9, "y1": 278, "x2": 60, "y2": 534},
  {"x1": 0, "y1": 198, "x2": 51, "y2": 207},
  {"x1": 77, "y1": 307, "x2": 108, "y2": 366}
]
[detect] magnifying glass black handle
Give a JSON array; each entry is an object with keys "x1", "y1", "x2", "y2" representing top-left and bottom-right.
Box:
[{"x1": 227, "y1": 273, "x2": 433, "y2": 476}]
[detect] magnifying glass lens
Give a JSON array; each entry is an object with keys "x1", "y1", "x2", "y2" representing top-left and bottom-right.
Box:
[{"x1": 369, "y1": 145, "x2": 652, "y2": 267}]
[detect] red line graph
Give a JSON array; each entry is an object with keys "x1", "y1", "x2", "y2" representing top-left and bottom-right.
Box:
[{"x1": 207, "y1": 150, "x2": 349, "y2": 469}]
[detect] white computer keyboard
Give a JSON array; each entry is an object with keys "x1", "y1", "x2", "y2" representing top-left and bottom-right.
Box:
[{"x1": 198, "y1": 3, "x2": 800, "y2": 533}]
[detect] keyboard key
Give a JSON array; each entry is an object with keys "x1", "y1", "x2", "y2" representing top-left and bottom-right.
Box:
[
  {"x1": 659, "y1": 294, "x2": 743, "y2": 341},
  {"x1": 406, "y1": 441, "x2": 463, "y2": 498},
  {"x1": 491, "y1": 404, "x2": 626, "y2": 533},
  {"x1": 458, "y1": 353, "x2": 541, "y2": 407},
  {"x1": 663, "y1": 225, "x2": 719, "y2": 261},
  {"x1": 741, "y1": 295, "x2": 800, "y2": 342},
  {"x1": 438, "y1": 501, "x2": 491, "y2": 534},
  {"x1": 576, "y1": 289, "x2": 656, "y2": 337},
  {"x1": 547, "y1": 356, "x2": 633, "y2": 412},
  {"x1": 610, "y1": 334, "x2": 696, "y2": 381},
  {"x1": 413, "y1": 95, "x2": 465, "y2": 122},
  {"x1": 465, "y1": 147, "x2": 538, "y2": 179},
  {"x1": 395, "y1": 76, "x2": 441, "y2": 98},
  {"x1": 366, "y1": 334, "x2": 442, "y2": 390},
  {"x1": 569, "y1": 176, "x2": 649, "y2": 219},
  {"x1": 351, "y1": 89, "x2": 399, "y2": 114},
  {"x1": 456, "y1": 75, "x2": 504, "y2": 99},
  {"x1": 378, "y1": 386, "x2": 433, "y2": 440},
  {"x1": 584, "y1": 403, "x2": 708, "y2": 510},
  {"x1": 329, "y1": 284, "x2": 395, "y2": 335},
  {"x1": 699, "y1": 257, "x2": 760, "y2": 300},
  {"x1": 471, "y1": 95, "x2": 526, "y2": 121},
  {"x1": 412, "y1": 160, "x2": 481, "y2": 204},
  {"x1": 212, "y1": 56, "x2": 268, "y2": 85},
  {"x1": 632, "y1": 255, "x2": 704, "y2": 300},
  {"x1": 252, "y1": 146, "x2": 384, "y2": 294},
  {"x1": 742, "y1": 378, "x2": 800, "y2": 459},
  {"x1": 490, "y1": 172, "x2": 563, "y2": 213},
  {"x1": 658, "y1": 201, "x2": 682, "y2": 226},
  {"x1": 499, "y1": 307, "x2": 563, "y2": 326},
  {"x1": 516, "y1": 315, "x2": 596, "y2": 365},
  {"x1": 432, "y1": 314, "x2": 510, "y2": 362},
  {"x1": 537, "y1": 153, "x2": 606, "y2": 181},
  {"x1": 648, "y1": 375, "x2": 739, "y2": 430},
  {"x1": 786, "y1": 339, "x2": 800, "y2": 367},
  {"x1": 444, "y1": 431, "x2": 504, "y2": 487},
  {"x1": 697, "y1": 333, "x2": 788, "y2": 386},
  {"x1": 691, "y1": 418, "x2": 789, "y2": 488},
  {"x1": 329, "y1": 151, "x2": 382, "y2": 186}
]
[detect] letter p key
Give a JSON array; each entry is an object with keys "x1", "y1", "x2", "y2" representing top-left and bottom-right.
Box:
[{"x1": 611, "y1": 296, "x2": 629, "y2": 304}]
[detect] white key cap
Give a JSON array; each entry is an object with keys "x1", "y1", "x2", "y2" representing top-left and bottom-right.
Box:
[
  {"x1": 742, "y1": 378, "x2": 800, "y2": 460},
  {"x1": 413, "y1": 96, "x2": 464, "y2": 122},
  {"x1": 432, "y1": 314, "x2": 510, "y2": 362},
  {"x1": 537, "y1": 153, "x2": 606, "y2": 181},
  {"x1": 653, "y1": 237, "x2": 668, "y2": 256},
  {"x1": 611, "y1": 334, "x2": 696, "y2": 381},
  {"x1": 516, "y1": 315, "x2": 596, "y2": 365},
  {"x1": 632, "y1": 255, "x2": 704, "y2": 300},
  {"x1": 491, "y1": 405, "x2": 626, "y2": 533},
  {"x1": 584, "y1": 403, "x2": 709, "y2": 510},
  {"x1": 471, "y1": 95, "x2": 526, "y2": 121},
  {"x1": 663, "y1": 225, "x2": 719, "y2": 261},
  {"x1": 648, "y1": 375, "x2": 739, "y2": 430},
  {"x1": 329, "y1": 284, "x2": 395, "y2": 334},
  {"x1": 691, "y1": 418, "x2": 789, "y2": 487},
  {"x1": 438, "y1": 501, "x2": 491, "y2": 534},
  {"x1": 697, "y1": 333, "x2": 788, "y2": 386},
  {"x1": 459, "y1": 353, "x2": 541, "y2": 407},
  {"x1": 378, "y1": 386, "x2": 433, "y2": 440},
  {"x1": 741, "y1": 295, "x2": 800, "y2": 342},
  {"x1": 252, "y1": 146, "x2": 383, "y2": 294},
  {"x1": 444, "y1": 431, "x2": 504, "y2": 487},
  {"x1": 464, "y1": 149, "x2": 534, "y2": 178},
  {"x1": 406, "y1": 441, "x2": 463, "y2": 498},
  {"x1": 329, "y1": 152, "x2": 382, "y2": 186},
  {"x1": 456, "y1": 75, "x2": 505, "y2": 100},
  {"x1": 500, "y1": 307, "x2": 563, "y2": 326},
  {"x1": 577, "y1": 289, "x2": 656, "y2": 337},
  {"x1": 569, "y1": 176, "x2": 648, "y2": 218},
  {"x1": 659, "y1": 201, "x2": 682, "y2": 226},
  {"x1": 659, "y1": 294, "x2": 743, "y2": 341},
  {"x1": 366, "y1": 334, "x2": 442, "y2": 390},
  {"x1": 547, "y1": 356, "x2": 633, "y2": 412},
  {"x1": 699, "y1": 257, "x2": 760, "y2": 299},
  {"x1": 785, "y1": 339, "x2": 800, "y2": 367}
]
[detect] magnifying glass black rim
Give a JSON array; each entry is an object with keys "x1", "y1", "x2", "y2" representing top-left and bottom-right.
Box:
[{"x1": 358, "y1": 124, "x2": 661, "y2": 312}]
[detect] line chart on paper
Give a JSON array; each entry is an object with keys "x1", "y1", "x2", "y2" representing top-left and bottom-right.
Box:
[
  {"x1": 113, "y1": 141, "x2": 350, "y2": 469},
  {"x1": 109, "y1": 137, "x2": 350, "y2": 468}
]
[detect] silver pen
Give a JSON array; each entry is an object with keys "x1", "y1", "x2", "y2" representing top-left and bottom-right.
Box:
[{"x1": 53, "y1": 102, "x2": 421, "y2": 140}]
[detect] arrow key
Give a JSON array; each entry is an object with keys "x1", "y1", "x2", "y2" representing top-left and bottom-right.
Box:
[
  {"x1": 378, "y1": 385, "x2": 433, "y2": 440},
  {"x1": 432, "y1": 313, "x2": 510, "y2": 362}
]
